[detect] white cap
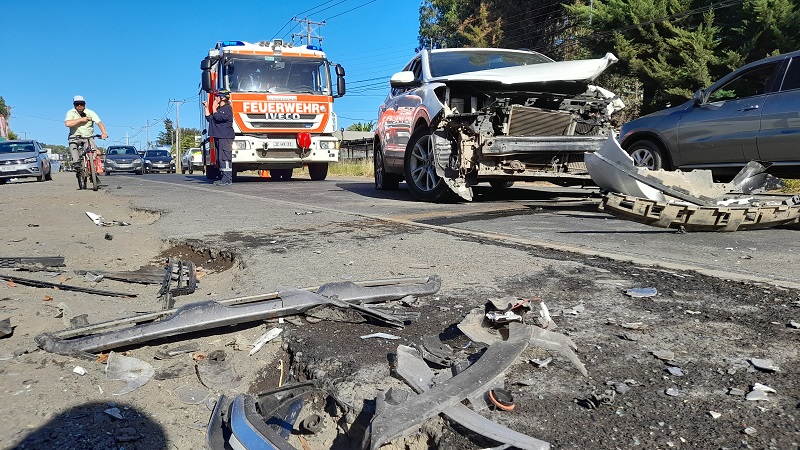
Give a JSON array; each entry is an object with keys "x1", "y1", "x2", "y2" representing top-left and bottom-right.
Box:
[{"x1": 73, "y1": 95, "x2": 85, "y2": 102}]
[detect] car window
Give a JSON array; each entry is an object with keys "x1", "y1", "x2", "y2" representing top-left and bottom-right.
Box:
[
  {"x1": 391, "y1": 57, "x2": 421, "y2": 97},
  {"x1": 779, "y1": 58, "x2": 800, "y2": 91},
  {"x1": 708, "y1": 62, "x2": 780, "y2": 102},
  {"x1": 125, "y1": 149, "x2": 138, "y2": 155}
]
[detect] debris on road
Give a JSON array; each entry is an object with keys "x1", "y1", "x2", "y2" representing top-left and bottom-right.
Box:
[
  {"x1": 360, "y1": 332, "x2": 401, "y2": 340},
  {"x1": 196, "y1": 350, "x2": 241, "y2": 390},
  {"x1": 0, "y1": 317, "x2": 12, "y2": 338},
  {"x1": 249, "y1": 327, "x2": 283, "y2": 356},
  {"x1": 0, "y1": 273, "x2": 136, "y2": 298},
  {"x1": 0, "y1": 256, "x2": 65, "y2": 269},
  {"x1": 105, "y1": 352, "x2": 155, "y2": 395},
  {"x1": 85, "y1": 211, "x2": 131, "y2": 227},
  {"x1": 586, "y1": 135, "x2": 800, "y2": 231},
  {"x1": 749, "y1": 358, "x2": 780, "y2": 372},
  {"x1": 36, "y1": 276, "x2": 441, "y2": 355},
  {"x1": 625, "y1": 287, "x2": 658, "y2": 298}
]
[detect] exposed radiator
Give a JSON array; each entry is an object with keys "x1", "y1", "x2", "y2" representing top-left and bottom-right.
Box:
[{"x1": 507, "y1": 106, "x2": 573, "y2": 137}]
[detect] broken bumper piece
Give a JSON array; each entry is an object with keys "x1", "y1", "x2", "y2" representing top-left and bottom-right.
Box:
[
  {"x1": 36, "y1": 275, "x2": 442, "y2": 355},
  {"x1": 207, "y1": 395, "x2": 297, "y2": 450}
]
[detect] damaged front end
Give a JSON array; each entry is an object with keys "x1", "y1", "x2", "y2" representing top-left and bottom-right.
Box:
[{"x1": 427, "y1": 57, "x2": 624, "y2": 200}]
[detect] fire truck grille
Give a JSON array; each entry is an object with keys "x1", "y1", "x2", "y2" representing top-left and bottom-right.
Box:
[{"x1": 250, "y1": 122, "x2": 314, "y2": 129}]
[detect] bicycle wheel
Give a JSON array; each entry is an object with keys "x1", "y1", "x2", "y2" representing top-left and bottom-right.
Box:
[
  {"x1": 77, "y1": 159, "x2": 87, "y2": 190},
  {"x1": 90, "y1": 153, "x2": 100, "y2": 191}
]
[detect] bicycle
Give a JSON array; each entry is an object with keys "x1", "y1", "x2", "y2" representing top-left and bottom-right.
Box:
[{"x1": 69, "y1": 134, "x2": 103, "y2": 191}]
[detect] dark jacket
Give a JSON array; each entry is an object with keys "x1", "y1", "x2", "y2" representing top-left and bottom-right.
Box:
[{"x1": 206, "y1": 104, "x2": 235, "y2": 139}]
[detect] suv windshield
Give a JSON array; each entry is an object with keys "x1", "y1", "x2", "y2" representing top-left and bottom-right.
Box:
[
  {"x1": 224, "y1": 56, "x2": 331, "y2": 94},
  {"x1": 428, "y1": 50, "x2": 553, "y2": 78},
  {"x1": 146, "y1": 150, "x2": 170, "y2": 158}
]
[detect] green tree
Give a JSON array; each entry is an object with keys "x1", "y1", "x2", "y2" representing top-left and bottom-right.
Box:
[
  {"x1": 179, "y1": 127, "x2": 201, "y2": 151},
  {"x1": 0, "y1": 96, "x2": 9, "y2": 118},
  {"x1": 346, "y1": 121, "x2": 375, "y2": 132},
  {"x1": 156, "y1": 118, "x2": 175, "y2": 147}
]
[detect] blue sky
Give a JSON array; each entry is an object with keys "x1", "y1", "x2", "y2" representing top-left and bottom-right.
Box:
[{"x1": 0, "y1": 0, "x2": 421, "y2": 148}]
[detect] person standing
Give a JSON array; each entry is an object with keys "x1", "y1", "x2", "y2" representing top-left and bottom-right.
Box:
[
  {"x1": 203, "y1": 90, "x2": 235, "y2": 186},
  {"x1": 64, "y1": 95, "x2": 107, "y2": 172}
]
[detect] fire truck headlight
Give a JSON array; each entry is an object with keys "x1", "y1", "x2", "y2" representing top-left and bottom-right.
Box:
[{"x1": 235, "y1": 141, "x2": 247, "y2": 150}]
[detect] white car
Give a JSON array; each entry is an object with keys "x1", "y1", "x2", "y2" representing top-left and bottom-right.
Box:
[
  {"x1": 374, "y1": 48, "x2": 624, "y2": 201},
  {"x1": 181, "y1": 147, "x2": 204, "y2": 174}
]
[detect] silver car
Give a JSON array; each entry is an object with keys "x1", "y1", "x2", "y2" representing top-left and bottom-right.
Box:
[
  {"x1": 619, "y1": 50, "x2": 800, "y2": 179},
  {"x1": 374, "y1": 47, "x2": 624, "y2": 202},
  {"x1": 0, "y1": 140, "x2": 52, "y2": 184}
]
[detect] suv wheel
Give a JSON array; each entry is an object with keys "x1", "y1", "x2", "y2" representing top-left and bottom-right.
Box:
[
  {"x1": 404, "y1": 127, "x2": 449, "y2": 202},
  {"x1": 374, "y1": 143, "x2": 401, "y2": 190},
  {"x1": 627, "y1": 140, "x2": 665, "y2": 170}
]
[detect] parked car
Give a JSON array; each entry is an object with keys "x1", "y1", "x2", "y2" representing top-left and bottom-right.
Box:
[
  {"x1": 103, "y1": 145, "x2": 144, "y2": 175},
  {"x1": 619, "y1": 50, "x2": 800, "y2": 180},
  {"x1": 0, "y1": 140, "x2": 52, "y2": 184},
  {"x1": 181, "y1": 147, "x2": 204, "y2": 174},
  {"x1": 143, "y1": 149, "x2": 176, "y2": 173},
  {"x1": 374, "y1": 47, "x2": 624, "y2": 201}
]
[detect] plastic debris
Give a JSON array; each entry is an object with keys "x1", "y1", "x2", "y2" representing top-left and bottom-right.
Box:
[
  {"x1": 0, "y1": 318, "x2": 12, "y2": 338},
  {"x1": 196, "y1": 350, "x2": 241, "y2": 390},
  {"x1": 104, "y1": 407, "x2": 124, "y2": 420},
  {"x1": 749, "y1": 358, "x2": 780, "y2": 372},
  {"x1": 154, "y1": 342, "x2": 200, "y2": 360},
  {"x1": 652, "y1": 350, "x2": 675, "y2": 361},
  {"x1": 360, "y1": 332, "x2": 400, "y2": 340},
  {"x1": 85, "y1": 212, "x2": 131, "y2": 227},
  {"x1": 743, "y1": 427, "x2": 757, "y2": 436},
  {"x1": 666, "y1": 366, "x2": 684, "y2": 376},
  {"x1": 537, "y1": 301, "x2": 556, "y2": 329},
  {"x1": 84, "y1": 272, "x2": 104, "y2": 282},
  {"x1": 73, "y1": 366, "x2": 87, "y2": 376},
  {"x1": 530, "y1": 357, "x2": 552, "y2": 368},
  {"x1": 665, "y1": 387, "x2": 681, "y2": 396},
  {"x1": 752, "y1": 382, "x2": 776, "y2": 393},
  {"x1": 105, "y1": 352, "x2": 155, "y2": 395},
  {"x1": 486, "y1": 310, "x2": 522, "y2": 323},
  {"x1": 562, "y1": 304, "x2": 586, "y2": 315},
  {"x1": 728, "y1": 388, "x2": 745, "y2": 396},
  {"x1": 249, "y1": 327, "x2": 283, "y2": 356},
  {"x1": 174, "y1": 385, "x2": 210, "y2": 404},
  {"x1": 488, "y1": 388, "x2": 515, "y2": 411},
  {"x1": 625, "y1": 287, "x2": 658, "y2": 298},
  {"x1": 708, "y1": 411, "x2": 722, "y2": 419}
]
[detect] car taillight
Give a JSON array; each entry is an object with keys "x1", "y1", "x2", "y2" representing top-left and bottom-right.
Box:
[{"x1": 296, "y1": 132, "x2": 312, "y2": 149}]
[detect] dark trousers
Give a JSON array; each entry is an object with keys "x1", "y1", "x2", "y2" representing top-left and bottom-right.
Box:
[{"x1": 216, "y1": 138, "x2": 233, "y2": 183}]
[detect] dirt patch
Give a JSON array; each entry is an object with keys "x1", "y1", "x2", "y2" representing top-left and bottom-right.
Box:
[{"x1": 157, "y1": 241, "x2": 237, "y2": 274}]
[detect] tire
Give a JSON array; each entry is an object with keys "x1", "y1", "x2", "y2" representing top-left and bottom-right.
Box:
[
  {"x1": 188, "y1": 167, "x2": 193, "y2": 174},
  {"x1": 181, "y1": 168, "x2": 186, "y2": 174},
  {"x1": 308, "y1": 163, "x2": 328, "y2": 181},
  {"x1": 137, "y1": 167, "x2": 144, "y2": 175},
  {"x1": 374, "y1": 143, "x2": 401, "y2": 190},
  {"x1": 36, "y1": 174, "x2": 44, "y2": 182},
  {"x1": 90, "y1": 154, "x2": 100, "y2": 191},
  {"x1": 77, "y1": 167, "x2": 87, "y2": 190},
  {"x1": 489, "y1": 180, "x2": 514, "y2": 188},
  {"x1": 626, "y1": 140, "x2": 665, "y2": 170},
  {"x1": 45, "y1": 167, "x2": 53, "y2": 181},
  {"x1": 403, "y1": 127, "x2": 449, "y2": 202}
]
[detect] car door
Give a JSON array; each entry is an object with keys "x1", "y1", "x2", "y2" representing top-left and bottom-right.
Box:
[
  {"x1": 757, "y1": 56, "x2": 800, "y2": 166},
  {"x1": 383, "y1": 57, "x2": 424, "y2": 172},
  {"x1": 676, "y1": 62, "x2": 780, "y2": 169}
]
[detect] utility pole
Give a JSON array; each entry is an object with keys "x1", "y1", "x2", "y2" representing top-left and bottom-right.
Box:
[
  {"x1": 170, "y1": 100, "x2": 186, "y2": 173},
  {"x1": 291, "y1": 17, "x2": 325, "y2": 46},
  {"x1": 146, "y1": 120, "x2": 150, "y2": 149}
]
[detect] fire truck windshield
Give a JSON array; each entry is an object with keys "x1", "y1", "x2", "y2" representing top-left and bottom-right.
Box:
[{"x1": 225, "y1": 56, "x2": 330, "y2": 95}]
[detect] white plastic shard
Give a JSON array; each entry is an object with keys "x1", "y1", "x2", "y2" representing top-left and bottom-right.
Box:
[
  {"x1": 105, "y1": 351, "x2": 155, "y2": 395},
  {"x1": 86, "y1": 211, "x2": 104, "y2": 225},
  {"x1": 249, "y1": 327, "x2": 283, "y2": 356}
]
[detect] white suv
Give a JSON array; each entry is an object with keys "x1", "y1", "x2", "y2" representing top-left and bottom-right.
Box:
[
  {"x1": 181, "y1": 148, "x2": 204, "y2": 174},
  {"x1": 374, "y1": 48, "x2": 625, "y2": 201}
]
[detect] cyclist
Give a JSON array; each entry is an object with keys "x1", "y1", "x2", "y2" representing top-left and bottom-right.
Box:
[{"x1": 64, "y1": 95, "x2": 107, "y2": 172}]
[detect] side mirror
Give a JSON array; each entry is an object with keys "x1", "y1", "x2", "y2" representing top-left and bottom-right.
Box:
[
  {"x1": 693, "y1": 89, "x2": 705, "y2": 106},
  {"x1": 201, "y1": 71, "x2": 213, "y2": 93},
  {"x1": 333, "y1": 64, "x2": 346, "y2": 98},
  {"x1": 389, "y1": 71, "x2": 418, "y2": 88},
  {"x1": 200, "y1": 57, "x2": 215, "y2": 71}
]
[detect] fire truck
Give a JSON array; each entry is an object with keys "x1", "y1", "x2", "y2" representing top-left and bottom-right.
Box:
[{"x1": 199, "y1": 39, "x2": 346, "y2": 181}]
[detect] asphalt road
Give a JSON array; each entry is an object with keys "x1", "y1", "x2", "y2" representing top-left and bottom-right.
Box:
[{"x1": 108, "y1": 171, "x2": 800, "y2": 289}]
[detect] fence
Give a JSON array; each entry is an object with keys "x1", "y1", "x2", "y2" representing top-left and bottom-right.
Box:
[{"x1": 340, "y1": 137, "x2": 373, "y2": 160}]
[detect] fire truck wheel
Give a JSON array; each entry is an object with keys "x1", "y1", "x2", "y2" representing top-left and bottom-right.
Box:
[{"x1": 308, "y1": 163, "x2": 328, "y2": 181}]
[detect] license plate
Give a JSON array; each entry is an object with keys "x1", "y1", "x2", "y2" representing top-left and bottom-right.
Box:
[
  {"x1": 269, "y1": 141, "x2": 295, "y2": 149},
  {"x1": 0, "y1": 166, "x2": 13, "y2": 172}
]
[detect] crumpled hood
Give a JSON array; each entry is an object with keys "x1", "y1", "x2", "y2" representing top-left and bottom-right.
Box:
[{"x1": 431, "y1": 53, "x2": 618, "y2": 85}]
